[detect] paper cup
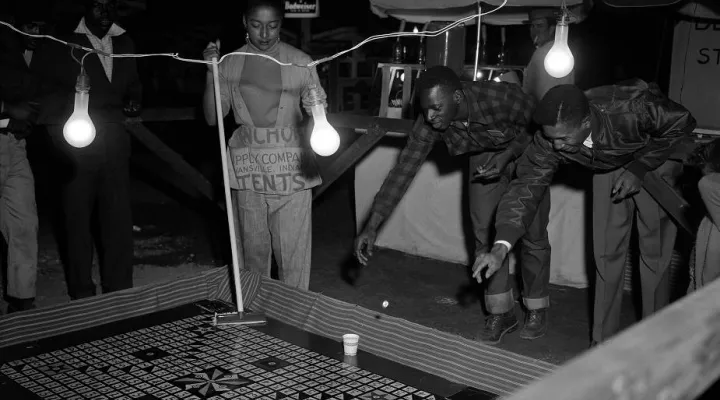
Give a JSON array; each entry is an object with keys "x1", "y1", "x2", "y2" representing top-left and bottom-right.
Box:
[{"x1": 342, "y1": 334, "x2": 359, "y2": 356}]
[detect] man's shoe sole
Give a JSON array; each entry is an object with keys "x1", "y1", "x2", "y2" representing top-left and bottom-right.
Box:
[
  {"x1": 519, "y1": 328, "x2": 547, "y2": 340},
  {"x1": 479, "y1": 320, "x2": 519, "y2": 345}
]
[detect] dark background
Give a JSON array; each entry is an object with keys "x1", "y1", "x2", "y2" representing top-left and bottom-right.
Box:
[{"x1": 1, "y1": 0, "x2": 694, "y2": 106}]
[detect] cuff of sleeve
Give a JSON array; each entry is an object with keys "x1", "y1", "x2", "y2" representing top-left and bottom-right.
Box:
[
  {"x1": 494, "y1": 226, "x2": 523, "y2": 251},
  {"x1": 494, "y1": 240, "x2": 512, "y2": 252},
  {"x1": 626, "y1": 161, "x2": 650, "y2": 180}
]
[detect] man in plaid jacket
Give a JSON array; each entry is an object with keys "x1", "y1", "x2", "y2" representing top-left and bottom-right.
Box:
[{"x1": 354, "y1": 66, "x2": 551, "y2": 344}]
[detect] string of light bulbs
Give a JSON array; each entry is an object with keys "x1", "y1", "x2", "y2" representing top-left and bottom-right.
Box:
[{"x1": 0, "y1": 0, "x2": 508, "y2": 69}]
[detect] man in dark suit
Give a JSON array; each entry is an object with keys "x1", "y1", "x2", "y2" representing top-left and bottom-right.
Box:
[
  {"x1": 0, "y1": 5, "x2": 46, "y2": 313},
  {"x1": 33, "y1": 0, "x2": 142, "y2": 299}
]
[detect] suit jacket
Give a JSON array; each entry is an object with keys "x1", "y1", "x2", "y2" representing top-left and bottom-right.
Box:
[
  {"x1": 494, "y1": 79, "x2": 697, "y2": 247},
  {"x1": 32, "y1": 30, "x2": 142, "y2": 161},
  {"x1": 0, "y1": 32, "x2": 42, "y2": 134}
]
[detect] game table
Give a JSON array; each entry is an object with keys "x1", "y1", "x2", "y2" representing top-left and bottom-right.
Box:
[{"x1": 0, "y1": 269, "x2": 556, "y2": 399}]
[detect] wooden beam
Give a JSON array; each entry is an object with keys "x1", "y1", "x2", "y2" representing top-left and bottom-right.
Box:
[
  {"x1": 312, "y1": 120, "x2": 389, "y2": 200},
  {"x1": 505, "y1": 278, "x2": 720, "y2": 400},
  {"x1": 125, "y1": 121, "x2": 218, "y2": 206}
]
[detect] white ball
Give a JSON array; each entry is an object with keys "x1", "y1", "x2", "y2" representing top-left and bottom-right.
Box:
[{"x1": 382, "y1": 301, "x2": 389, "y2": 308}]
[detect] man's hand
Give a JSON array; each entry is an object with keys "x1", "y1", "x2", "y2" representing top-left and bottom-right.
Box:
[
  {"x1": 472, "y1": 243, "x2": 509, "y2": 283},
  {"x1": 3, "y1": 101, "x2": 39, "y2": 122},
  {"x1": 473, "y1": 151, "x2": 513, "y2": 182},
  {"x1": 611, "y1": 169, "x2": 642, "y2": 202},
  {"x1": 354, "y1": 229, "x2": 378, "y2": 266},
  {"x1": 123, "y1": 100, "x2": 142, "y2": 117},
  {"x1": 203, "y1": 40, "x2": 221, "y2": 72}
]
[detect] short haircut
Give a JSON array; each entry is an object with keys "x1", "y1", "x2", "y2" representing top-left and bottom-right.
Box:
[
  {"x1": 533, "y1": 84, "x2": 590, "y2": 127},
  {"x1": 689, "y1": 137, "x2": 720, "y2": 174},
  {"x1": 416, "y1": 66, "x2": 463, "y2": 96},
  {"x1": 245, "y1": 0, "x2": 284, "y2": 17}
]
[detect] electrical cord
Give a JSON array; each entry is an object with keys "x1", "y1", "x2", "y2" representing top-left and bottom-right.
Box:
[{"x1": 0, "y1": 0, "x2": 507, "y2": 69}]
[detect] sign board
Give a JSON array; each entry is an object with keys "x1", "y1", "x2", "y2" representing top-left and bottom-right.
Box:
[
  {"x1": 669, "y1": 20, "x2": 720, "y2": 131},
  {"x1": 284, "y1": 0, "x2": 320, "y2": 18}
]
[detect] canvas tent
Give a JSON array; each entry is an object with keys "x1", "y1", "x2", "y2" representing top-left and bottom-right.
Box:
[
  {"x1": 668, "y1": 0, "x2": 720, "y2": 132},
  {"x1": 355, "y1": 0, "x2": 595, "y2": 288},
  {"x1": 369, "y1": 0, "x2": 591, "y2": 25}
]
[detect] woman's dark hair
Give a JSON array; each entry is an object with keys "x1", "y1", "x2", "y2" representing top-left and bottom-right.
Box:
[
  {"x1": 245, "y1": 0, "x2": 283, "y2": 16},
  {"x1": 689, "y1": 137, "x2": 720, "y2": 174}
]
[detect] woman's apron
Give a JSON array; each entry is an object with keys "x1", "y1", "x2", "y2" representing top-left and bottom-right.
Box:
[{"x1": 223, "y1": 44, "x2": 321, "y2": 195}]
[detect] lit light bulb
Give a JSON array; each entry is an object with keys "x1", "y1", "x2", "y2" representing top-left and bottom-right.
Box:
[
  {"x1": 543, "y1": 15, "x2": 574, "y2": 79},
  {"x1": 307, "y1": 85, "x2": 340, "y2": 157},
  {"x1": 63, "y1": 70, "x2": 96, "y2": 148},
  {"x1": 310, "y1": 103, "x2": 340, "y2": 156}
]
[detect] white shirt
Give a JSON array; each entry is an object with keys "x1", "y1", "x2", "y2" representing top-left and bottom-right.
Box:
[{"x1": 74, "y1": 17, "x2": 126, "y2": 82}]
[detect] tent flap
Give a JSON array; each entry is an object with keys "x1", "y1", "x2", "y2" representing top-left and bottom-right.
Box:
[{"x1": 369, "y1": 0, "x2": 590, "y2": 25}]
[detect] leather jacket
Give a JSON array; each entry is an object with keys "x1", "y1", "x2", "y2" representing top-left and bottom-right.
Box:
[{"x1": 494, "y1": 79, "x2": 697, "y2": 247}]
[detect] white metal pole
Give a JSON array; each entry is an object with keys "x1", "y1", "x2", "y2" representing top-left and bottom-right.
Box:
[
  {"x1": 211, "y1": 56, "x2": 245, "y2": 313},
  {"x1": 473, "y1": 1, "x2": 482, "y2": 81}
]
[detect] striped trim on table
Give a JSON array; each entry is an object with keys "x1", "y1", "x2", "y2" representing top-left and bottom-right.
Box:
[
  {"x1": 0, "y1": 268, "x2": 235, "y2": 348},
  {"x1": 1, "y1": 267, "x2": 556, "y2": 397},
  {"x1": 249, "y1": 278, "x2": 556, "y2": 397}
]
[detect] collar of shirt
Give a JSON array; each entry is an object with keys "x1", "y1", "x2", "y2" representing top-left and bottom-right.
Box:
[
  {"x1": 74, "y1": 18, "x2": 126, "y2": 81},
  {"x1": 583, "y1": 106, "x2": 606, "y2": 149},
  {"x1": 74, "y1": 17, "x2": 126, "y2": 39}
]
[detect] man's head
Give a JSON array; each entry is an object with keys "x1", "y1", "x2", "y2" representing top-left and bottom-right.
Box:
[
  {"x1": 13, "y1": 3, "x2": 48, "y2": 50},
  {"x1": 534, "y1": 84, "x2": 591, "y2": 154},
  {"x1": 243, "y1": 0, "x2": 283, "y2": 52},
  {"x1": 415, "y1": 66, "x2": 464, "y2": 131},
  {"x1": 528, "y1": 8, "x2": 557, "y2": 48},
  {"x1": 84, "y1": 0, "x2": 118, "y2": 37}
]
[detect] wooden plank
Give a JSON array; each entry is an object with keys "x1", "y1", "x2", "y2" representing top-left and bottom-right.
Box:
[
  {"x1": 312, "y1": 121, "x2": 389, "y2": 200},
  {"x1": 505, "y1": 278, "x2": 720, "y2": 400},
  {"x1": 125, "y1": 121, "x2": 217, "y2": 206},
  {"x1": 380, "y1": 65, "x2": 391, "y2": 118},
  {"x1": 402, "y1": 66, "x2": 411, "y2": 118},
  {"x1": 643, "y1": 172, "x2": 694, "y2": 235}
]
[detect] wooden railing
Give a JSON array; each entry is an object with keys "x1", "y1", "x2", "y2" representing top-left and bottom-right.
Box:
[{"x1": 506, "y1": 278, "x2": 720, "y2": 400}]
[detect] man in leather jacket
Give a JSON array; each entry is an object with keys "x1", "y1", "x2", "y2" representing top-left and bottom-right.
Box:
[{"x1": 472, "y1": 79, "x2": 696, "y2": 345}]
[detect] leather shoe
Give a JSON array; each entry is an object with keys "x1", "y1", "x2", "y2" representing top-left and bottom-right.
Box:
[
  {"x1": 519, "y1": 308, "x2": 548, "y2": 340},
  {"x1": 478, "y1": 311, "x2": 518, "y2": 345},
  {"x1": 7, "y1": 297, "x2": 36, "y2": 314}
]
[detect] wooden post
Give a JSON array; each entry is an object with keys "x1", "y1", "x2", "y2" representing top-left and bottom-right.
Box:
[{"x1": 313, "y1": 120, "x2": 389, "y2": 200}]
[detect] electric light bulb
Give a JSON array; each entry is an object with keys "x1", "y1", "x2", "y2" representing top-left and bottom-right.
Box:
[
  {"x1": 63, "y1": 71, "x2": 96, "y2": 148},
  {"x1": 543, "y1": 16, "x2": 574, "y2": 79},
  {"x1": 310, "y1": 103, "x2": 340, "y2": 156},
  {"x1": 307, "y1": 85, "x2": 340, "y2": 157}
]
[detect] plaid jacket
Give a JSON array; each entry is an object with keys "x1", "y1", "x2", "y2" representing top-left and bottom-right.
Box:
[{"x1": 370, "y1": 80, "x2": 537, "y2": 221}]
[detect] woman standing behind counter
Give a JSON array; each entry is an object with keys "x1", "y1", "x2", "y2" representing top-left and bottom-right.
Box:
[{"x1": 202, "y1": 0, "x2": 327, "y2": 291}]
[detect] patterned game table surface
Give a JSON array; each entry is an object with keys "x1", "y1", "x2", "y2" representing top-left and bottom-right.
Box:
[{"x1": 0, "y1": 300, "x2": 497, "y2": 400}]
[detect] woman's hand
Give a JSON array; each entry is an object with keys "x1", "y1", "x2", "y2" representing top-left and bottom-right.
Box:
[
  {"x1": 203, "y1": 40, "x2": 221, "y2": 72},
  {"x1": 301, "y1": 85, "x2": 327, "y2": 115}
]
